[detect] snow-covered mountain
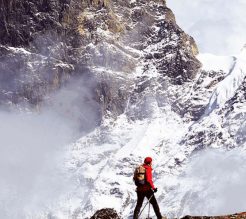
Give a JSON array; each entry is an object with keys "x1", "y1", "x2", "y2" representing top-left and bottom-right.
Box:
[
  {"x1": 0, "y1": 0, "x2": 246, "y2": 219},
  {"x1": 65, "y1": 50, "x2": 246, "y2": 218}
]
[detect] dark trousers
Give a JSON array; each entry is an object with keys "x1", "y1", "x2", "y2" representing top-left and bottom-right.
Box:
[{"x1": 133, "y1": 190, "x2": 162, "y2": 219}]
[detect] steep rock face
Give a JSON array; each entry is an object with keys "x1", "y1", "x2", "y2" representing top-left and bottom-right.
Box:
[
  {"x1": 0, "y1": 0, "x2": 79, "y2": 109},
  {"x1": 0, "y1": 0, "x2": 201, "y2": 120},
  {"x1": 0, "y1": 45, "x2": 74, "y2": 108},
  {"x1": 0, "y1": 0, "x2": 70, "y2": 47},
  {"x1": 89, "y1": 0, "x2": 201, "y2": 119}
]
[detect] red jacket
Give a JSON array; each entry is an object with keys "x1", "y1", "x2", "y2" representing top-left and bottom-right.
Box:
[{"x1": 137, "y1": 164, "x2": 155, "y2": 192}]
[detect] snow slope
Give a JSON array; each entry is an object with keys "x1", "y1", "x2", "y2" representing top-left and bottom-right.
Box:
[
  {"x1": 204, "y1": 50, "x2": 246, "y2": 114},
  {"x1": 2, "y1": 48, "x2": 245, "y2": 219},
  {"x1": 57, "y1": 50, "x2": 246, "y2": 218}
]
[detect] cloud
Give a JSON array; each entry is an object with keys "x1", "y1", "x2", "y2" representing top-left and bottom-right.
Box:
[
  {"x1": 0, "y1": 74, "x2": 101, "y2": 218},
  {"x1": 0, "y1": 110, "x2": 72, "y2": 218},
  {"x1": 167, "y1": 0, "x2": 246, "y2": 55},
  {"x1": 177, "y1": 149, "x2": 246, "y2": 216}
]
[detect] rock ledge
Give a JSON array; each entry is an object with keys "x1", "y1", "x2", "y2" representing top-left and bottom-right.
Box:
[{"x1": 90, "y1": 209, "x2": 246, "y2": 219}]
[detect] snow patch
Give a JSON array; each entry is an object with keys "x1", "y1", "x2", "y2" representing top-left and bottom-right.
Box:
[
  {"x1": 197, "y1": 53, "x2": 235, "y2": 73},
  {"x1": 206, "y1": 54, "x2": 246, "y2": 113}
]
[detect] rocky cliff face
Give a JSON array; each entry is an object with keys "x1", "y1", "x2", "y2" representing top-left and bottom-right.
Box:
[
  {"x1": 0, "y1": 0, "x2": 76, "y2": 109},
  {"x1": 0, "y1": 0, "x2": 200, "y2": 119}
]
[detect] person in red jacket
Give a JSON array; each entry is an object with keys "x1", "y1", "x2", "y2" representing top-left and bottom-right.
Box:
[{"x1": 133, "y1": 157, "x2": 164, "y2": 219}]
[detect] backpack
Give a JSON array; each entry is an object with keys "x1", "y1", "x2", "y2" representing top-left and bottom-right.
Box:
[{"x1": 133, "y1": 165, "x2": 146, "y2": 186}]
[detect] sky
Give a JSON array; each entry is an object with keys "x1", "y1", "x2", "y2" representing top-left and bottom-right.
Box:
[{"x1": 167, "y1": 0, "x2": 246, "y2": 55}]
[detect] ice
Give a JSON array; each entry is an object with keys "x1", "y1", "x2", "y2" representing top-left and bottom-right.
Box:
[{"x1": 205, "y1": 53, "x2": 246, "y2": 113}]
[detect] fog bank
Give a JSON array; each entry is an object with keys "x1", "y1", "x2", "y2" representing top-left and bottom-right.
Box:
[
  {"x1": 178, "y1": 149, "x2": 246, "y2": 216},
  {"x1": 0, "y1": 75, "x2": 101, "y2": 218}
]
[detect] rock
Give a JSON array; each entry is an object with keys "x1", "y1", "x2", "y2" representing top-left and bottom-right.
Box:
[
  {"x1": 90, "y1": 208, "x2": 121, "y2": 219},
  {"x1": 90, "y1": 210, "x2": 246, "y2": 219},
  {"x1": 181, "y1": 212, "x2": 246, "y2": 219},
  {"x1": 0, "y1": 45, "x2": 74, "y2": 107},
  {"x1": 0, "y1": 0, "x2": 202, "y2": 121}
]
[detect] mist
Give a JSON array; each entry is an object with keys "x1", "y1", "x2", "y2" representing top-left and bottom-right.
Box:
[
  {"x1": 167, "y1": 0, "x2": 246, "y2": 55},
  {"x1": 0, "y1": 110, "x2": 71, "y2": 218},
  {"x1": 0, "y1": 74, "x2": 101, "y2": 218},
  {"x1": 177, "y1": 149, "x2": 246, "y2": 216}
]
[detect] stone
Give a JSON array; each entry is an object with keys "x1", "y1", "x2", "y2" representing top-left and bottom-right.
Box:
[{"x1": 90, "y1": 208, "x2": 121, "y2": 219}]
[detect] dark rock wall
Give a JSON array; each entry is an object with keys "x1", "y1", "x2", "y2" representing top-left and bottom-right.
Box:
[
  {"x1": 0, "y1": 0, "x2": 82, "y2": 109},
  {"x1": 0, "y1": 0, "x2": 201, "y2": 121},
  {"x1": 0, "y1": 0, "x2": 70, "y2": 47}
]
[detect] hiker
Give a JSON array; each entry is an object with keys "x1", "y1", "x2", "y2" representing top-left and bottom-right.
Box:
[{"x1": 133, "y1": 157, "x2": 164, "y2": 219}]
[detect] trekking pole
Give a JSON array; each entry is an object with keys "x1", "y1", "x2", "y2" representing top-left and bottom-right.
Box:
[
  {"x1": 147, "y1": 201, "x2": 151, "y2": 219},
  {"x1": 137, "y1": 193, "x2": 154, "y2": 219}
]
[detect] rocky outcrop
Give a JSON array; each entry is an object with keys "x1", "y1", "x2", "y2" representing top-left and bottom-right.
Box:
[
  {"x1": 90, "y1": 209, "x2": 246, "y2": 219},
  {"x1": 182, "y1": 212, "x2": 246, "y2": 219},
  {"x1": 90, "y1": 208, "x2": 121, "y2": 219}
]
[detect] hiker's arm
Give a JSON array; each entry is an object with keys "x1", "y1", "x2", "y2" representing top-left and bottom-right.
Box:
[{"x1": 146, "y1": 168, "x2": 155, "y2": 189}]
